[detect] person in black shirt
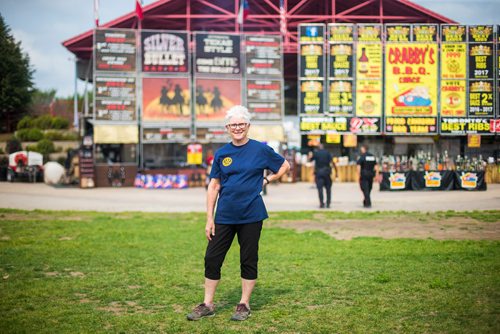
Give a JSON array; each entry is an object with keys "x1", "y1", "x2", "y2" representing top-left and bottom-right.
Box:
[
  {"x1": 309, "y1": 144, "x2": 338, "y2": 208},
  {"x1": 356, "y1": 145, "x2": 379, "y2": 208}
]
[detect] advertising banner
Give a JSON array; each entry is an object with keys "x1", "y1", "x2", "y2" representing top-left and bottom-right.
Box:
[
  {"x1": 246, "y1": 79, "x2": 282, "y2": 120},
  {"x1": 142, "y1": 77, "x2": 191, "y2": 122},
  {"x1": 413, "y1": 25, "x2": 438, "y2": 42},
  {"x1": 329, "y1": 43, "x2": 354, "y2": 79},
  {"x1": 299, "y1": 24, "x2": 325, "y2": 43},
  {"x1": 142, "y1": 127, "x2": 191, "y2": 142},
  {"x1": 328, "y1": 80, "x2": 353, "y2": 114},
  {"x1": 141, "y1": 30, "x2": 188, "y2": 73},
  {"x1": 468, "y1": 43, "x2": 494, "y2": 80},
  {"x1": 328, "y1": 24, "x2": 354, "y2": 43},
  {"x1": 440, "y1": 117, "x2": 494, "y2": 135},
  {"x1": 440, "y1": 25, "x2": 469, "y2": 133},
  {"x1": 468, "y1": 25, "x2": 494, "y2": 43},
  {"x1": 386, "y1": 25, "x2": 411, "y2": 43},
  {"x1": 355, "y1": 79, "x2": 382, "y2": 117},
  {"x1": 196, "y1": 127, "x2": 228, "y2": 143},
  {"x1": 95, "y1": 99, "x2": 136, "y2": 121},
  {"x1": 95, "y1": 77, "x2": 136, "y2": 99},
  {"x1": 94, "y1": 76, "x2": 136, "y2": 121},
  {"x1": 385, "y1": 43, "x2": 438, "y2": 118},
  {"x1": 195, "y1": 78, "x2": 242, "y2": 122},
  {"x1": 468, "y1": 80, "x2": 494, "y2": 117},
  {"x1": 299, "y1": 116, "x2": 348, "y2": 133},
  {"x1": 441, "y1": 25, "x2": 467, "y2": 43},
  {"x1": 356, "y1": 43, "x2": 382, "y2": 80},
  {"x1": 357, "y1": 25, "x2": 382, "y2": 43},
  {"x1": 245, "y1": 35, "x2": 282, "y2": 77},
  {"x1": 441, "y1": 44, "x2": 467, "y2": 80},
  {"x1": 440, "y1": 80, "x2": 467, "y2": 117},
  {"x1": 195, "y1": 33, "x2": 241, "y2": 75},
  {"x1": 299, "y1": 80, "x2": 324, "y2": 115},
  {"x1": 385, "y1": 117, "x2": 437, "y2": 134},
  {"x1": 299, "y1": 43, "x2": 324, "y2": 78},
  {"x1": 95, "y1": 29, "x2": 136, "y2": 72},
  {"x1": 468, "y1": 25, "x2": 495, "y2": 120},
  {"x1": 348, "y1": 117, "x2": 380, "y2": 134}
]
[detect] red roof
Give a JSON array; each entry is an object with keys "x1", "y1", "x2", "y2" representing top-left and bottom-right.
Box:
[{"x1": 63, "y1": 0, "x2": 456, "y2": 58}]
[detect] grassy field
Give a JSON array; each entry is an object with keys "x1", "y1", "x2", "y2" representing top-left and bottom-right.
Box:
[{"x1": 0, "y1": 209, "x2": 499, "y2": 333}]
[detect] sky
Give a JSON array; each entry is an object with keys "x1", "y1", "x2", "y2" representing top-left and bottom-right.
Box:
[{"x1": 1, "y1": 0, "x2": 500, "y2": 97}]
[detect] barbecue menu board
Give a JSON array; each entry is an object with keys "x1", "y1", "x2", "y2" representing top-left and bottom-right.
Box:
[
  {"x1": 94, "y1": 77, "x2": 136, "y2": 121},
  {"x1": 95, "y1": 98, "x2": 136, "y2": 121},
  {"x1": 195, "y1": 33, "x2": 241, "y2": 75},
  {"x1": 95, "y1": 77, "x2": 136, "y2": 99},
  {"x1": 141, "y1": 30, "x2": 188, "y2": 73},
  {"x1": 95, "y1": 29, "x2": 136, "y2": 72},
  {"x1": 245, "y1": 35, "x2": 282, "y2": 77},
  {"x1": 246, "y1": 79, "x2": 282, "y2": 120}
]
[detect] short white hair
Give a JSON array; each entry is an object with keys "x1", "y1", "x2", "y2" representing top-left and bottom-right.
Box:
[{"x1": 225, "y1": 105, "x2": 251, "y2": 124}]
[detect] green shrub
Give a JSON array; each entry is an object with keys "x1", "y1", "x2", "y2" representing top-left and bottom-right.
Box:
[
  {"x1": 36, "y1": 139, "x2": 56, "y2": 158},
  {"x1": 17, "y1": 116, "x2": 34, "y2": 130},
  {"x1": 25, "y1": 144, "x2": 38, "y2": 152},
  {"x1": 57, "y1": 157, "x2": 66, "y2": 166},
  {"x1": 63, "y1": 132, "x2": 79, "y2": 141},
  {"x1": 16, "y1": 128, "x2": 44, "y2": 142},
  {"x1": 6, "y1": 137, "x2": 22, "y2": 154},
  {"x1": 51, "y1": 116, "x2": 70, "y2": 129},
  {"x1": 33, "y1": 115, "x2": 53, "y2": 130},
  {"x1": 44, "y1": 131, "x2": 64, "y2": 141}
]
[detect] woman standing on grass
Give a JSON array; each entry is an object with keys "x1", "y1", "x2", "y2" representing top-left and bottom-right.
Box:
[{"x1": 187, "y1": 105, "x2": 290, "y2": 321}]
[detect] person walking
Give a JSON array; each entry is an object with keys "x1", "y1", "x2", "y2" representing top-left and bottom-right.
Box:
[
  {"x1": 309, "y1": 144, "x2": 338, "y2": 208},
  {"x1": 356, "y1": 144, "x2": 379, "y2": 208},
  {"x1": 187, "y1": 105, "x2": 290, "y2": 322}
]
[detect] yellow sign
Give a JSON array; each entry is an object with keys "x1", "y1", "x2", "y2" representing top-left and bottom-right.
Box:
[
  {"x1": 467, "y1": 134, "x2": 481, "y2": 148},
  {"x1": 441, "y1": 80, "x2": 466, "y2": 117},
  {"x1": 355, "y1": 79, "x2": 382, "y2": 117},
  {"x1": 385, "y1": 43, "x2": 438, "y2": 117},
  {"x1": 326, "y1": 133, "x2": 341, "y2": 144},
  {"x1": 356, "y1": 43, "x2": 382, "y2": 79},
  {"x1": 441, "y1": 44, "x2": 467, "y2": 79},
  {"x1": 342, "y1": 134, "x2": 357, "y2": 147},
  {"x1": 94, "y1": 125, "x2": 139, "y2": 144},
  {"x1": 187, "y1": 144, "x2": 203, "y2": 165}
]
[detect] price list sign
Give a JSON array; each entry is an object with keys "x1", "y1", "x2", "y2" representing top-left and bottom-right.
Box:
[
  {"x1": 245, "y1": 35, "x2": 283, "y2": 121},
  {"x1": 95, "y1": 29, "x2": 136, "y2": 72},
  {"x1": 94, "y1": 76, "x2": 136, "y2": 121}
]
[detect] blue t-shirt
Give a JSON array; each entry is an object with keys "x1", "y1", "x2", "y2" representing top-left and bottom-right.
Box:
[{"x1": 209, "y1": 139, "x2": 285, "y2": 225}]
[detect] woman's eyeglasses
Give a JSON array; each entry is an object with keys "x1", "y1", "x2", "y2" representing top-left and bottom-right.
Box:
[{"x1": 226, "y1": 123, "x2": 248, "y2": 130}]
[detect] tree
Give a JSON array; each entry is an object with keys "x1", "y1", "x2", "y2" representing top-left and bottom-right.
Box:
[{"x1": 0, "y1": 14, "x2": 34, "y2": 133}]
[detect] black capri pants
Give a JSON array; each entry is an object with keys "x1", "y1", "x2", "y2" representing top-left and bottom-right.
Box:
[{"x1": 204, "y1": 221, "x2": 263, "y2": 280}]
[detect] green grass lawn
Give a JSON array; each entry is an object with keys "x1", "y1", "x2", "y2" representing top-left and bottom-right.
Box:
[{"x1": 0, "y1": 209, "x2": 499, "y2": 333}]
